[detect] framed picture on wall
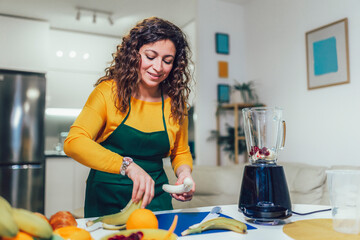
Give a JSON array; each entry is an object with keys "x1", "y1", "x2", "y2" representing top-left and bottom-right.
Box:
[
  {"x1": 215, "y1": 33, "x2": 230, "y2": 54},
  {"x1": 306, "y1": 18, "x2": 350, "y2": 90},
  {"x1": 217, "y1": 84, "x2": 230, "y2": 103},
  {"x1": 218, "y1": 61, "x2": 228, "y2": 78}
]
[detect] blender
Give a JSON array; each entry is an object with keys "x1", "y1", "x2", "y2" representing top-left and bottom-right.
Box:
[{"x1": 238, "y1": 107, "x2": 292, "y2": 224}]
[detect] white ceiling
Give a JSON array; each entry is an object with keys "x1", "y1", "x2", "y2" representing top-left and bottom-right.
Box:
[{"x1": 0, "y1": 0, "x2": 198, "y2": 37}]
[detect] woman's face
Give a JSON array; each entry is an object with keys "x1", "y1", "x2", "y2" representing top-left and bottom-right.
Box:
[{"x1": 138, "y1": 39, "x2": 176, "y2": 89}]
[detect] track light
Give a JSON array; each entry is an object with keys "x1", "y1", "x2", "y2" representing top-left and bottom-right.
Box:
[
  {"x1": 75, "y1": 6, "x2": 114, "y2": 25},
  {"x1": 76, "y1": 10, "x2": 80, "y2": 20},
  {"x1": 93, "y1": 12, "x2": 96, "y2": 23},
  {"x1": 108, "y1": 16, "x2": 114, "y2": 25}
]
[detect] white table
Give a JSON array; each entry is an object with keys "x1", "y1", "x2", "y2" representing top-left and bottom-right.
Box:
[{"x1": 77, "y1": 204, "x2": 332, "y2": 240}]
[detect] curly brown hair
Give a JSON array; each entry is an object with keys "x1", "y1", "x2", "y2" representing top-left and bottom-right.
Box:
[{"x1": 95, "y1": 17, "x2": 192, "y2": 125}]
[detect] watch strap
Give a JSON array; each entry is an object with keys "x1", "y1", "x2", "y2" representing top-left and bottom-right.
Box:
[{"x1": 120, "y1": 157, "x2": 133, "y2": 176}]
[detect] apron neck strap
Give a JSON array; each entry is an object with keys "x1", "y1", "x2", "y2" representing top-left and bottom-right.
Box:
[{"x1": 161, "y1": 88, "x2": 168, "y2": 132}]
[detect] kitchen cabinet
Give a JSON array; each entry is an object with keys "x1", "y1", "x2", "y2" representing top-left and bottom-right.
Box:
[
  {"x1": 45, "y1": 157, "x2": 89, "y2": 218},
  {"x1": 0, "y1": 15, "x2": 49, "y2": 72},
  {"x1": 45, "y1": 29, "x2": 118, "y2": 108}
]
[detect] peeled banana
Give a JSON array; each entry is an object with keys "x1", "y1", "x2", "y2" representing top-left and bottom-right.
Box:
[
  {"x1": 0, "y1": 196, "x2": 19, "y2": 238},
  {"x1": 181, "y1": 217, "x2": 247, "y2": 236},
  {"x1": 12, "y1": 208, "x2": 53, "y2": 239},
  {"x1": 162, "y1": 177, "x2": 193, "y2": 194},
  {"x1": 86, "y1": 199, "x2": 142, "y2": 227}
]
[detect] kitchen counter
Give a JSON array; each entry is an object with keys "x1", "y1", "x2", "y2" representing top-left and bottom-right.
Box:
[{"x1": 45, "y1": 150, "x2": 69, "y2": 158}]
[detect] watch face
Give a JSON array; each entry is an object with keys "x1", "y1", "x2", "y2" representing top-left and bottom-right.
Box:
[{"x1": 124, "y1": 157, "x2": 133, "y2": 164}]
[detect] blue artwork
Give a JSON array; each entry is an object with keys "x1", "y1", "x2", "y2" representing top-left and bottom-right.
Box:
[
  {"x1": 216, "y1": 33, "x2": 229, "y2": 54},
  {"x1": 313, "y1": 36, "x2": 338, "y2": 76},
  {"x1": 218, "y1": 84, "x2": 230, "y2": 103}
]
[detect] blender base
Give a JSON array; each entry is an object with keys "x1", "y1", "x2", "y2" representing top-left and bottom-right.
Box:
[
  {"x1": 244, "y1": 217, "x2": 291, "y2": 226},
  {"x1": 238, "y1": 164, "x2": 292, "y2": 223}
]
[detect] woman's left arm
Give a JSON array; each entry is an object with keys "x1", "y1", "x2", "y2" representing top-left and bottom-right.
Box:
[{"x1": 170, "y1": 116, "x2": 195, "y2": 201}]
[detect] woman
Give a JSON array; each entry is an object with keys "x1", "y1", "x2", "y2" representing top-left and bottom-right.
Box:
[{"x1": 64, "y1": 17, "x2": 195, "y2": 218}]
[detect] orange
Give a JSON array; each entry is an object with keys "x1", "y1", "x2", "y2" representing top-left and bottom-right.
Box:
[
  {"x1": 54, "y1": 226, "x2": 92, "y2": 240},
  {"x1": 126, "y1": 209, "x2": 159, "y2": 230},
  {"x1": 3, "y1": 232, "x2": 33, "y2": 240}
]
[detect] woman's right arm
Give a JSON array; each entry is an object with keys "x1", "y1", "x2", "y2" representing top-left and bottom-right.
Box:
[
  {"x1": 63, "y1": 84, "x2": 123, "y2": 174},
  {"x1": 64, "y1": 83, "x2": 155, "y2": 207}
]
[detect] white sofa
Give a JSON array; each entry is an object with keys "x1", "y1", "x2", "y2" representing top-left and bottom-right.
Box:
[
  {"x1": 164, "y1": 162, "x2": 360, "y2": 209},
  {"x1": 72, "y1": 162, "x2": 359, "y2": 218}
]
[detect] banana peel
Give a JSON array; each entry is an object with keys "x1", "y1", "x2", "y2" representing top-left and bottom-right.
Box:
[
  {"x1": 102, "y1": 223, "x2": 126, "y2": 230},
  {"x1": 86, "y1": 199, "x2": 142, "y2": 227},
  {"x1": 181, "y1": 217, "x2": 247, "y2": 236}
]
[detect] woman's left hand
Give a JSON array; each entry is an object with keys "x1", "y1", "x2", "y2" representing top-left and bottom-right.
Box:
[{"x1": 171, "y1": 165, "x2": 195, "y2": 202}]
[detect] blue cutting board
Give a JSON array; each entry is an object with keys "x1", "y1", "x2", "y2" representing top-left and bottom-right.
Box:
[{"x1": 156, "y1": 211, "x2": 256, "y2": 236}]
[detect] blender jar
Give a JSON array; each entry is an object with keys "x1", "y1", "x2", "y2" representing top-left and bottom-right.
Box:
[{"x1": 242, "y1": 107, "x2": 286, "y2": 164}]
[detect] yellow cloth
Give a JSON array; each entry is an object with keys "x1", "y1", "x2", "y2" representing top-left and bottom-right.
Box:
[
  {"x1": 64, "y1": 80, "x2": 193, "y2": 174},
  {"x1": 283, "y1": 218, "x2": 360, "y2": 240}
]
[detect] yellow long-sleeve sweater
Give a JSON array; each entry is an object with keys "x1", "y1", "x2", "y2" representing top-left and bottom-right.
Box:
[{"x1": 63, "y1": 80, "x2": 193, "y2": 175}]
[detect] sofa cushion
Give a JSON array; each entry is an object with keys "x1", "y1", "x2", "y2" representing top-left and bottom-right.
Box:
[
  {"x1": 281, "y1": 162, "x2": 328, "y2": 205},
  {"x1": 164, "y1": 165, "x2": 245, "y2": 209}
]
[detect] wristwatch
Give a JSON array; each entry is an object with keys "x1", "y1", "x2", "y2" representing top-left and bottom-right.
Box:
[{"x1": 120, "y1": 157, "x2": 133, "y2": 176}]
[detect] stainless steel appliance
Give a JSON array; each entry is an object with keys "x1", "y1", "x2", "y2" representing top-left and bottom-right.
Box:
[
  {"x1": 238, "y1": 107, "x2": 291, "y2": 224},
  {"x1": 0, "y1": 69, "x2": 46, "y2": 213}
]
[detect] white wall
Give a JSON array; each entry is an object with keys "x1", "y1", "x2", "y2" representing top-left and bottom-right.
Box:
[
  {"x1": 182, "y1": 20, "x2": 197, "y2": 106},
  {"x1": 242, "y1": 0, "x2": 360, "y2": 167},
  {"x1": 195, "y1": 0, "x2": 246, "y2": 165}
]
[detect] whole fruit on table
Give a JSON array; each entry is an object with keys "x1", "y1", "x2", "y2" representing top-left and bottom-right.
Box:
[{"x1": 50, "y1": 211, "x2": 77, "y2": 230}]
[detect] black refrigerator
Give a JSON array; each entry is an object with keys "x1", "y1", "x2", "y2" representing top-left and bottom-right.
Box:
[{"x1": 0, "y1": 69, "x2": 46, "y2": 213}]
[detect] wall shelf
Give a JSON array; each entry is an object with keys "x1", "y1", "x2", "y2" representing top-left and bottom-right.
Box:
[{"x1": 216, "y1": 103, "x2": 264, "y2": 165}]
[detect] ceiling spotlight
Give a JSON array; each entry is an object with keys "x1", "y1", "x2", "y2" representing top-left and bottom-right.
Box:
[
  {"x1": 56, "y1": 50, "x2": 63, "y2": 57},
  {"x1": 69, "y1": 51, "x2": 77, "y2": 58},
  {"x1": 93, "y1": 12, "x2": 96, "y2": 23},
  {"x1": 76, "y1": 10, "x2": 80, "y2": 20},
  {"x1": 108, "y1": 16, "x2": 114, "y2": 25}
]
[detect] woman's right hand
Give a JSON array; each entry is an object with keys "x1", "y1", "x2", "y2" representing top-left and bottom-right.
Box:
[{"x1": 125, "y1": 162, "x2": 155, "y2": 209}]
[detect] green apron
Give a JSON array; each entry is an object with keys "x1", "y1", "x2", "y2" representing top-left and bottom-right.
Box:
[{"x1": 84, "y1": 93, "x2": 173, "y2": 218}]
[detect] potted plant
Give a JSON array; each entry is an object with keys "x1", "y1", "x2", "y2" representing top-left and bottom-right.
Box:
[{"x1": 233, "y1": 80, "x2": 259, "y2": 104}]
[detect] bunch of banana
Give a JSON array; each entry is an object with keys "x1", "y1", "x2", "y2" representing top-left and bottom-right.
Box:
[
  {"x1": 0, "y1": 196, "x2": 53, "y2": 239},
  {"x1": 181, "y1": 217, "x2": 247, "y2": 236},
  {"x1": 12, "y1": 208, "x2": 53, "y2": 239},
  {"x1": 0, "y1": 196, "x2": 19, "y2": 237},
  {"x1": 86, "y1": 199, "x2": 142, "y2": 227}
]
